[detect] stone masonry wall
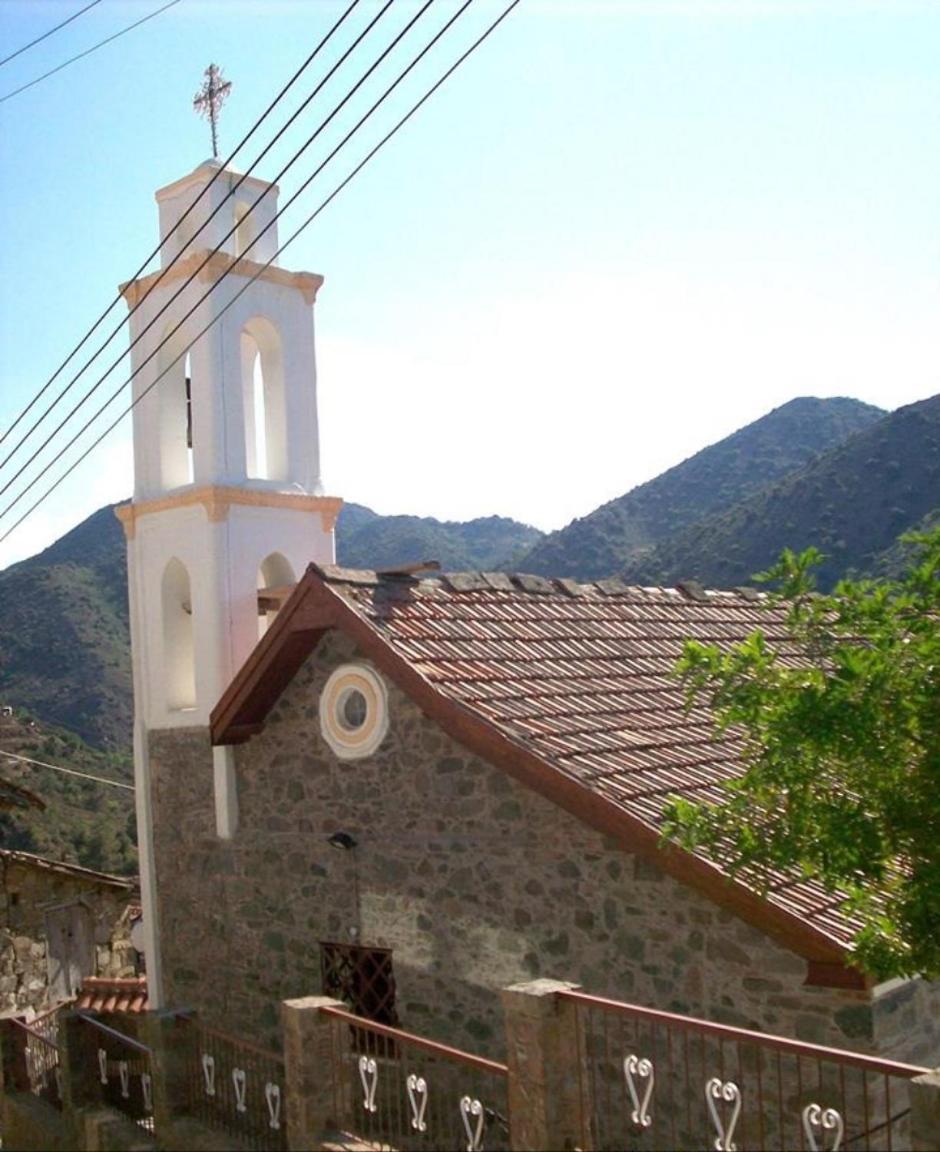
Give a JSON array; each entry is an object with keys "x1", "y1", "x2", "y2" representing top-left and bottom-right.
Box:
[
  {"x1": 149, "y1": 631, "x2": 940, "y2": 1065},
  {"x1": 0, "y1": 860, "x2": 137, "y2": 1014}
]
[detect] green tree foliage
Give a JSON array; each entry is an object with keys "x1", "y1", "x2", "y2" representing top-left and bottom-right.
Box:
[{"x1": 664, "y1": 531, "x2": 940, "y2": 979}]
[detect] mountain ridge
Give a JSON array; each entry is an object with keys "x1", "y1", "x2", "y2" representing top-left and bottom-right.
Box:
[{"x1": 517, "y1": 396, "x2": 885, "y2": 580}]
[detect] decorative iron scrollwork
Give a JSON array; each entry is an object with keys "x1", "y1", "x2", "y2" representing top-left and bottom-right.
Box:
[
  {"x1": 232, "y1": 1067, "x2": 247, "y2": 1113},
  {"x1": 460, "y1": 1095, "x2": 485, "y2": 1152},
  {"x1": 358, "y1": 1055, "x2": 378, "y2": 1113},
  {"x1": 141, "y1": 1072, "x2": 153, "y2": 1113},
  {"x1": 265, "y1": 1082, "x2": 281, "y2": 1130},
  {"x1": 118, "y1": 1059, "x2": 130, "y2": 1099},
  {"x1": 623, "y1": 1053, "x2": 654, "y2": 1127},
  {"x1": 803, "y1": 1103, "x2": 844, "y2": 1151},
  {"x1": 97, "y1": 1048, "x2": 108, "y2": 1085},
  {"x1": 406, "y1": 1073, "x2": 428, "y2": 1132},
  {"x1": 706, "y1": 1077, "x2": 741, "y2": 1152},
  {"x1": 201, "y1": 1053, "x2": 216, "y2": 1096}
]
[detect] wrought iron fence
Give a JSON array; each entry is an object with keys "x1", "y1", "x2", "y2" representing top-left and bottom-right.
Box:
[
  {"x1": 321, "y1": 1005, "x2": 510, "y2": 1152},
  {"x1": 559, "y1": 990, "x2": 929, "y2": 1152},
  {"x1": 9, "y1": 1013, "x2": 63, "y2": 1110},
  {"x1": 77, "y1": 1011, "x2": 154, "y2": 1134},
  {"x1": 184, "y1": 1019, "x2": 287, "y2": 1151}
]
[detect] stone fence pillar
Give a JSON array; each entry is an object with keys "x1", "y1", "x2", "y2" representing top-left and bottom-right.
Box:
[
  {"x1": 140, "y1": 1009, "x2": 196, "y2": 1137},
  {"x1": 501, "y1": 978, "x2": 592, "y2": 1151},
  {"x1": 910, "y1": 1069, "x2": 940, "y2": 1152},
  {"x1": 0, "y1": 1015, "x2": 30, "y2": 1094},
  {"x1": 281, "y1": 995, "x2": 348, "y2": 1152}
]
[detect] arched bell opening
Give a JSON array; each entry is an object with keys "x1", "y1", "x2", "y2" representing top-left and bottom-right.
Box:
[
  {"x1": 162, "y1": 558, "x2": 196, "y2": 711},
  {"x1": 257, "y1": 552, "x2": 296, "y2": 639},
  {"x1": 156, "y1": 324, "x2": 194, "y2": 490},
  {"x1": 241, "y1": 316, "x2": 287, "y2": 483}
]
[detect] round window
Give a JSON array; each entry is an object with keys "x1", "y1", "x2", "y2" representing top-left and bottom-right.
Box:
[
  {"x1": 319, "y1": 664, "x2": 389, "y2": 760},
  {"x1": 338, "y1": 688, "x2": 368, "y2": 732}
]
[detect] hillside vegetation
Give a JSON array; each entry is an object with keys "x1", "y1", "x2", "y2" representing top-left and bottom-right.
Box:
[
  {"x1": 0, "y1": 710, "x2": 135, "y2": 875},
  {"x1": 338, "y1": 504, "x2": 542, "y2": 572},
  {"x1": 518, "y1": 397, "x2": 884, "y2": 580},
  {"x1": 623, "y1": 394, "x2": 940, "y2": 590}
]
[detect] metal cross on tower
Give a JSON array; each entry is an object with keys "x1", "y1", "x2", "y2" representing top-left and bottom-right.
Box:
[{"x1": 192, "y1": 63, "x2": 232, "y2": 160}]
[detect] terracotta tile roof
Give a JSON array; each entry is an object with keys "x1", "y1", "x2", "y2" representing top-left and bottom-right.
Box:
[
  {"x1": 212, "y1": 566, "x2": 868, "y2": 973},
  {"x1": 75, "y1": 976, "x2": 149, "y2": 1014}
]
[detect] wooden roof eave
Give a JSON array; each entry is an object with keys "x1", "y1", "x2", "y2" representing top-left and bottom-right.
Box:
[{"x1": 211, "y1": 568, "x2": 859, "y2": 980}]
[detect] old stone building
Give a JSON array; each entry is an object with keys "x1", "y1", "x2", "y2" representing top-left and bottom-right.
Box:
[
  {"x1": 147, "y1": 566, "x2": 939, "y2": 1066},
  {"x1": 0, "y1": 850, "x2": 139, "y2": 1014}
]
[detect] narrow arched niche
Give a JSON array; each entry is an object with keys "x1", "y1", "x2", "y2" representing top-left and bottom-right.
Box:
[
  {"x1": 162, "y1": 558, "x2": 196, "y2": 711},
  {"x1": 257, "y1": 552, "x2": 295, "y2": 638},
  {"x1": 156, "y1": 324, "x2": 194, "y2": 489},
  {"x1": 234, "y1": 200, "x2": 253, "y2": 257},
  {"x1": 241, "y1": 316, "x2": 287, "y2": 482}
]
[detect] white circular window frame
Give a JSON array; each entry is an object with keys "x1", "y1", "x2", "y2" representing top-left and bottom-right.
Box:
[{"x1": 319, "y1": 663, "x2": 390, "y2": 760}]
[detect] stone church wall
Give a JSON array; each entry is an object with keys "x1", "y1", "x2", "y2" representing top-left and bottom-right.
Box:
[{"x1": 148, "y1": 632, "x2": 940, "y2": 1064}]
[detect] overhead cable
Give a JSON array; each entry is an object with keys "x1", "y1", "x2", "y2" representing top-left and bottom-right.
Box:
[
  {"x1": 0, "y1": 748, "x2": 134, "y2": 792},
  {"x1": 0, "y1": 0, "x2": 182, "y2": 104},
  {"x1": 0, "y1": 0, "x2": 432, "y2": 509},
  {"x1": 0, "y1": 0, "x2": 103, "y2": 68},
  {"x1": 0, "y1": 0, "x2": 363, "y2": 457},
  {"x1": 0, "y1": 0, "x2": 522, "y2": 547}
]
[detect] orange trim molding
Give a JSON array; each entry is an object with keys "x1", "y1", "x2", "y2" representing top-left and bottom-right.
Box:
[
  {"x1": 114, "y1": 488, "x2": 342, "y2": 539},
  {"x1": 119, "y1": 250, "x2": 324, "y2": 308}
]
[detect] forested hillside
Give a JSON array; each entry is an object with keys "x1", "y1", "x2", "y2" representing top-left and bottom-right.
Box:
[
  {"x1": 518, "y1": 397, "x2": 884, "y2": 580},
  {"x1": 0, "y1": 710, "x2": 135, "y2": 875},
  {"x1": 622, "y1": 394, "x2": 940, "y2": 590}
]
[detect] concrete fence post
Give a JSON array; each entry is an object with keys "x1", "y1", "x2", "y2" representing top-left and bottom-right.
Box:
[
  {"x1": 910, "y1": 1069, "x2": 940, "y2": 1152},
  {"x1": 501, "y1": 978, "x2": 593, "y2": 1151},
  {"x1": 281, "y1": 995, "x2": 348, "y2": 1152}
]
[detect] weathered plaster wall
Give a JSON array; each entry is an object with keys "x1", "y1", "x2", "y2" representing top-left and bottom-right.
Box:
[
  {"x1": 149, "y1": 632, "x2": 940, "y2": 1063},
  {"x1": 0, "y1": 861, "x2": 137, "y2": 1014}
]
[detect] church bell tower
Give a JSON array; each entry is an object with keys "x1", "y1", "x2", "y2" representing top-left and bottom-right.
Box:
[{"x1": 116, "y1": 158, "x2": 341, "y2": 1005}]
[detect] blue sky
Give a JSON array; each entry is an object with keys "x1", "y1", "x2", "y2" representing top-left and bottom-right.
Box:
[{"x1": 0, "y1": 0, "x2": 938, "y2": 568}]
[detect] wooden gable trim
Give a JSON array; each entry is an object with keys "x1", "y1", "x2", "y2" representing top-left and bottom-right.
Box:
[{"x1": 211, "y1": 567, "x2": 856, "y2": 975}]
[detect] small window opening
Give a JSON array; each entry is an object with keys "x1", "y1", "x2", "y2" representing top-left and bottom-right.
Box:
[
  {"x1": 257, "y1": 553, "x2": 295, "y2": 640},
  {"x1": 339, "y1": 689, "x2": 368, "y2": 732},
  {"x1": 321, "y1": 942, "x2": 398, "y2": 1052}
]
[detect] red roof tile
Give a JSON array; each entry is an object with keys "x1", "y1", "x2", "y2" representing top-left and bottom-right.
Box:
[{"x1": 74, "y1": 976, "x2": 149, "y2": 1014}]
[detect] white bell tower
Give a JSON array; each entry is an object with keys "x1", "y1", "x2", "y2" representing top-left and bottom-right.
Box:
[{"x1": 116, "y1": 159, "x2": 341, "y2": 1005}]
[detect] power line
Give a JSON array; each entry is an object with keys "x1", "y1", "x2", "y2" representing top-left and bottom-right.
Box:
[
  {"x1": 0, "y1": 0, "x2": 386, "y2": 481},
  {"x1": 0, "y1": 0, "x2": 103, "y2": 68},
  {"x1": 0, "y1": 0, "x2": 522, "y2": 549},
  {"x1": 0, "y1": 0, "x2": 362, "y2": 461},
  {"x1": 0, "y1": 0, "x2": 181, "y2": 104},
  {"x1": 0, "y1": 748, "x2": 134, "y2": 792},
  {"x1": 0, "y1": 0, "x2": 432, "y2": 513}
]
